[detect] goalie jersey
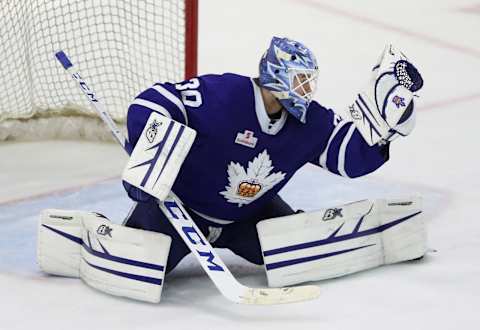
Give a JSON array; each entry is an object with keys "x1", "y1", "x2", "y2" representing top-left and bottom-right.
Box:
[{"x1": 126, "y1": 73, "x2": 389, "y2": 224}]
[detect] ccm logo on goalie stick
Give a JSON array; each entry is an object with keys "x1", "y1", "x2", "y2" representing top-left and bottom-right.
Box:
[
  {"x1": 163, "y1": 200, "x2": 224, "y2": 272},
  {"x1": 72, "y1": 73, "x2": 98, "y2": 102}
]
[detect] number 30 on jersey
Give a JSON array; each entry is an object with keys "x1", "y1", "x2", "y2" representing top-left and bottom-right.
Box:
[{"x1": 175, "y1": 78, "x2": 202, "y2": 108}]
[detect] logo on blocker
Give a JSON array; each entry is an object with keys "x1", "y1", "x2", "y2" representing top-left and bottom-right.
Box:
[
  {"x1": 235, "y1": 130, "x2": 258, "y2": 148},
  {"x1": 145, "y1": 119, "x2": 161, "y2": 143},
  {"x1": 349, "y1": 104, "x2": 362, "y2": 120}
]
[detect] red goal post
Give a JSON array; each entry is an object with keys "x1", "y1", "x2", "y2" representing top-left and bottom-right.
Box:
[{"x1": 0, "y1": 0, "x2": 198, "y2": 141}]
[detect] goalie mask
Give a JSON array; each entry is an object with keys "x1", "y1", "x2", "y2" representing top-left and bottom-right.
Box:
[{"x1": 259, "y1": 37, "x2": 319, "y2": 123}]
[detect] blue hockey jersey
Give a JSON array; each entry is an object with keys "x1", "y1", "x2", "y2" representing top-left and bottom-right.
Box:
[{"x1": 126, "y1": 73, "x2": 388, "y2": 224}]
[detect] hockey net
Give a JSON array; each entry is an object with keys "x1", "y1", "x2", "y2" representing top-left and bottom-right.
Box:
[{"x1": 0, "y1": 0, "x2": 198, "y2": 141}]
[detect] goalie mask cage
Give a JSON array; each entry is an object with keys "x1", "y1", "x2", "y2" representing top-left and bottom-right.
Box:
[{"x1": 0, "y1": 0, "x2": 198, "y2": 141}]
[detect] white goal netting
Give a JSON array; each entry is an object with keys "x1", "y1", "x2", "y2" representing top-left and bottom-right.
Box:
[{"x1": 0, "y1": 0, "x2": 196, "y2": 141}]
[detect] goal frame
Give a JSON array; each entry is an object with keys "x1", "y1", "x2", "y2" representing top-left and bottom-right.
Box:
[{"x1": 185, "y1": 0, "x2": 199, "y2": 80}]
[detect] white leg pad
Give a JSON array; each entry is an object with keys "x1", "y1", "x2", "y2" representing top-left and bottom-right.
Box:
[
  {"x1": 80, "y1": 214, "x2": 171, "y2": 303},
  {"x1": 38, "y1": 209, "x2": 84, "y2": 277},
  {"x1": 38, "y1": 209, "x2": 171, "y2": 303},
  {"x1": 257, "y1": 197, "x2": 426, "y2": 287}
]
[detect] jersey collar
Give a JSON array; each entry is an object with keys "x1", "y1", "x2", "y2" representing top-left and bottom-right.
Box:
[{"x1": 251, "y1": 79, "x2": 287, "y2": 135}]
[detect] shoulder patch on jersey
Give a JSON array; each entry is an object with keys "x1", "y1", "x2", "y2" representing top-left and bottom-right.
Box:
[{"x1": 219, "y1": 150, "x2": 285, "y2": 207}]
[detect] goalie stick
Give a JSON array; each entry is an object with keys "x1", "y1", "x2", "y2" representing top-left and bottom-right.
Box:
[{"x1": 55, "y1": 51, "x2": 320, "y2": 305}]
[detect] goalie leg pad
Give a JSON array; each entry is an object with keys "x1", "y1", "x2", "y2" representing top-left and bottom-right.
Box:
[
  {"x1": 38, "y1": 209, "x2": 171, "y2": 303},
  {"x1": 80, "y1": 213, "x2": 171, "y2": 303},
  {"x1": 38, "y1": 209, "x2": 84, "y2": 277},
  {"x1": 122, "y1": 111, "x2": 196, "y2": 201},
  {"x1": 257, "y1": 197, "x2": 426, "y2": 288}
]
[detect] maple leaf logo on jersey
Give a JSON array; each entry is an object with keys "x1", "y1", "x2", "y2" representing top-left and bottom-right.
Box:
[{"x1": 220, "y1": 150, "x2": 286, "y2": 207}]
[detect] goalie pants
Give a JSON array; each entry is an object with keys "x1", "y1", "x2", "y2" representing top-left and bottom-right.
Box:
[{"x1": 124, "y1": 195, "x2": 295, "y2": 273}]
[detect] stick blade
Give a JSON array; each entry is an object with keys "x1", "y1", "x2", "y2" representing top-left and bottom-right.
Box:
[{"x1": 239, "y1": 285, "x2": 320, "y2": 305}]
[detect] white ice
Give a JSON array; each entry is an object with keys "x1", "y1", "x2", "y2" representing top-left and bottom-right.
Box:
[{"x1": 1, "y1": 0, "x2": 479, "y2": 329}]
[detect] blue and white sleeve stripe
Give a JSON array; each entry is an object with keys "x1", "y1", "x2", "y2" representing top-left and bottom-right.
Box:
[
  {"x1": 129, "y1": 83, "x2": 188, "y2": 125},
  {"x1": 130, "y1": 98, "x2": 172, "y2": 119},
  {"x1": 152, "y1": 84, "x2": 188, "y2": 124},
  {"x1": 318, "y1": 121, "x2": 355, "y2": 177},
  {"x1": 318, "y1": 120, "x2": 349, "y2": 169},
  {"x1": 152, "y1": 84, "x2": 188, "y2": 126},
  {"x1": 316, "y1": 120, "x2": 385, "y2": 178},
  {"x1": 337, "y1": 124, "x2": 356, "y2": 178},
  {"x1": 309, "y1": 102, "x2": 388, "y2": 178}
]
